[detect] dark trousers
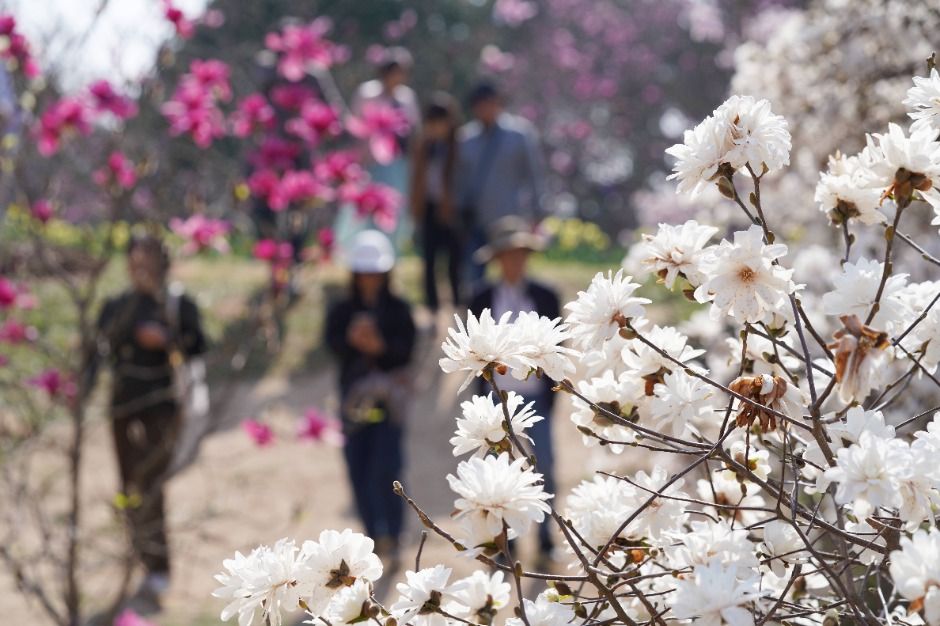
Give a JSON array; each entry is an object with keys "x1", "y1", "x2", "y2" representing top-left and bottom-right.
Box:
[
  {"x1": 528, "y1": 390, "x2": 556, "y2": 553},
  {"x1": 342, "y1": 418, "x2": 405, "y2": 542},
  {"x1": 112, "y1": 409, "x2": 179, "y2": 575},
  {"x1": 421, "y1": 203, "x2": 463, "y2": 310},
  {"x1": 464, "y1": 225, "x2": 487, "y2": 296}
]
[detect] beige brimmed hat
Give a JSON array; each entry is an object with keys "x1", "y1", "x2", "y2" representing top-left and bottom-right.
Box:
[{"x1": 474, "y1": 216, "x2": 546, "y2": 264}]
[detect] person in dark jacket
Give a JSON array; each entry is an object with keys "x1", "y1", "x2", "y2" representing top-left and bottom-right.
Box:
[
  {"x1": 468, "y1": 216, "x2": 559, "y2": 563},
  {"x1": 325, "y1": 229, "x2": 416, "y2": 564},
  {"x1": 88, "y1": 234, "x2": 207, "y2": 609}
]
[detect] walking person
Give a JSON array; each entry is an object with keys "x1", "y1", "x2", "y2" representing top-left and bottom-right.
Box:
[
  {"x1": 468, "y1": 216, "x2": 559, "y2": 566},
  {"x1": 325, "y1": 230, "x2": 416, "y2": 567},
  {"x1": 410, "y1": 92, "x2": 463, "y2": 313},
  {"x1": 88, "y1": 234, "x2": 207, "y2": 612},
  {"x1": 456, "y1": 82, "x2": 545, "y2": 287}
]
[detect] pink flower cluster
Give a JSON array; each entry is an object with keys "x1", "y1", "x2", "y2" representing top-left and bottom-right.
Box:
[
  {"x1": 169, "y1": 215, "x2": 231, "y2": 255},
  {"x1": 31, "y1": 199, "x2": 54, "y2": 223},
  {"x1": 28, "y1": 368, "x2": 77, "y2": 400},
  {"x1": 114, "y1": 608, "x2": 157, "y2": 626},
  {"x1": 284, "y1": 100, "x2": 341, "y2": 145},
  {"x1": 161, "y1": 59, "x2": 231, "y2": 148},
  {"x1": 264, "y1": 18, "x2": 337, "y2": 82},
  {"x1": 0, "y1": 318, "x2": 37, "y2": 344},
  {"x1": 230, "y1": 93, "x2": 276, "y2": 138},
  {"x1": 0, "y1": 15, "x2": 39, "y2": 77},
  {"x1": 163, "y1": 0, "x2": 195, "y2": 39},
  {"x1": 340, "y1": 182, "x2": 401, "y2": 233},
  {"x1": 37, "y1": 80, "x2": 139, "y2": 156},
  {"x1": 252, "y1": 239, "x2": 294, "y2": 265},
  {"x1": 0, "y1": 277, "x2": 26, "y2": 309},
  {"x1": 93, "y1": 151, "x2": 137, "y2": 190},
  {"x1": 346, "y1": 101, "x2": 411, "y2": 165}
]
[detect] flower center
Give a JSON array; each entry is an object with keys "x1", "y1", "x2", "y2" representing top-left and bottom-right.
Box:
[{"x1": 737, "y1": 266, "x2": 756, "y2": 283}]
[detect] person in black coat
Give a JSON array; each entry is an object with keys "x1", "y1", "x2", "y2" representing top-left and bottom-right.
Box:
[
  {"x1": 468, "y1": 216, "x2": 559, "y2": 562},
  {"x1": 324, "y1": 229, "x2": 416, "y2": 563}
]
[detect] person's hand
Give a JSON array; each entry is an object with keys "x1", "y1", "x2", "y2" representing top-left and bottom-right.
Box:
[
  {"x1": 135, "y1": 322, "x2": 169, "y2": 350},
  {"x1": 347, "y1": 316, "x2": 385, "y2": 356}
]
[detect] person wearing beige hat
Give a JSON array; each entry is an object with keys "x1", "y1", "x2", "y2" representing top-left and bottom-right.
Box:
[{"x1": 468, "y1": 215, "x2": 560, "y2": 565}]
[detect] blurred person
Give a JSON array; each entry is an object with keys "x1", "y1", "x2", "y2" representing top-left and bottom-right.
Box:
[
  {"x1": 468, "y1": 216, "x2": 558, "y2": 565},
  {"x1": 410, "y1": 92, "x2": 462, "y2": 312},
  {"x1": 324, "y1": 229, "x2": 416, "y2": 566},
  {"x1": 87, "y1": 234, "x2": 207, "y2": 611},
  {"x1": 456, "y1": 82, "x2": 545, "y2": 287}
]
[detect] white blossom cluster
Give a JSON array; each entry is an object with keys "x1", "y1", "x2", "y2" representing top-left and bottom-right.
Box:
[{"x1": 217, "y1": 72, "x2": 940, "y2": 626}]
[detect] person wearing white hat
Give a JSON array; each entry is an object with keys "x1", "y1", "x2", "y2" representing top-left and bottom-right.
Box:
[{"x1": 325, "y1": 229, "x2": 416, "y2": 565}]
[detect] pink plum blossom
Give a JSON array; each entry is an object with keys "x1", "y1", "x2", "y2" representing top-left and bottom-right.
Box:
[
  {"x1": 114, "y1": 609, "x2": 156, "y2": 626},
  {"x1": 0, "y1": 15, "x2": 39, "y2": 77},
  {"x1": 249, "y1": 138, "x2": 302, "y2": 171},
  {"x1": 265, "y1": 18, "x2": 336, "y2": 81},
  {"x1": 242, "y1": 419, "x2": 274, "y2": 446},
  {"x1": 343, "y1": 183, "x2": 400, "y2": 232},
  {"x1": 37, "y1": 97, "x2": 93, "y2": 156},
  {"x1": 346, "y1": 101, "x2": 411, "y2": 165},
  {"x1": 87, "y1": 80, "x2": 138, "y2": 120},
  {"x1": 0, "y1": 277, "x2": 19, "y2": 309},
  {"x1": 297, "y1": 408, "x2": 343, "y2": 445},
  {"x1": 29, "y1": 369, "x2": 77, "y2": 399},
  {"x1": 252, "y1": 240, "x2": 293, "y2": 264},
  {"x1": 230, "y1": 93, "x2": 275, "y2": 137},
  {"x1": 163, "y1": 0, "x2": 195, "y2": 39},
  {"x1": 284, "y1": 100, "x2": 341, "y2": 145},
  {"x1": 268, "y1": 170, "x2": 331, "y2": 211},
  {"x1": 31, "y1": 199, "x2": 53, "y2": 223},
  {"x1": 169, "y1": 215, "x2": 231, "y2": 254},
  {"x1": 247, "y1": 169, "x2": 280, "y2": 201},
  {"x1": 0, "y1": 319, "x2": 37, "y2": 343},
  {"x1": 493, "y1": 0, "x2": 538, "y2": 26},
  {"x1": 313, "y1": 150, "x2": 364, "y2": 185},
  {"x1": 161, "y1": 79, "x2": 226, "y2": 148},
  {"x1": 188, "y1": 59, "x2": 232, "y2": 101},
  {"x1": 93, "y1": 152, "x2": 137, "y2": 190},
  {"x1": 269, "y1": 84, "x2": 318, "y2": 112}
]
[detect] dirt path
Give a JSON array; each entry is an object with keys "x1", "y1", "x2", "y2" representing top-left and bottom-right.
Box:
[{"x1": 1, "y1": 309, "x2": 636, "y2": 626}]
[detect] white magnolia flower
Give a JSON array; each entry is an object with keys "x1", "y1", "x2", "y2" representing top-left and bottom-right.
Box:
[
  {"x1": 905, "y1": 68, "x2": 940, "y2": 135},
  {"x1": 450, "y1": 392, "x2": 543, "y2": 458},
  {"x1": 631, "y1": 220, "x2": 718, "y2": 289},
  {"x1": 715, "y1": 94, "x2": 791, "y2": 174},
  {"x1": 669, "y1": 520, "x2": 759, "y2": 572},
  {"x1": 761, "y1": 520, "x2": 808, "y2": 577},
  {"x1": 505, "y1": 591, "x2": 575, "y2": 626},
  {"x1": 672, "y1": 560, "x2": 762, "y2": 626},
  {"x1": 570, "y1": 371, "x2": 643, "y2": 453},
  {"x1": 859, "y1": 123, "x2": 940, "y2": 194},
  {"x1": 723, "y1": 439, "x2": 771, "y2": 482},
  {"x1": 821, "y1": 258, "x2": 909, "y2": 334},
  {"x1": 694, "y1": 225, "x2": 795, "y2": 325},
  {"x1": 214, "y1": 538, "x2": 317, "y2": 626},
  {"x1": 666, "y1": 112, "x2": 730, "y2": 196},
  {"x1": 321, "y1": 580, "x2": 373, "y2": 625},
  {"x1": 814, "y1": 151, "x2": 886, "y2": 224},
  {"x1": 566, "y1": 474, "x2": 643, "y2": 548},
  {"x1": 824, "y1": 431, "x2": 910, "y2": 517},
  {"x1": 803, "y1": 406, "x2": 895, "y2": 493},
  {"x1": 510, "y1": 311, "x2": 580, "y2": 381},
  {"x1": 447, "y1": 570, "x2": 511, "y2": 624},
  {"x1": 440, "y1": 309, "x2": 521, "y2": 392},
  {"x1": 391, "y1": 565, "x2": 454, "y2": 626},
  {"x1": 631, "y1": 466, "x2": 688, "y2": 539},
  {"x1": 889, "y1": 529, "x2": 940, "y2": 611},
  {"x1": 648, "y1": 370, "x2": 715, "y2": 438},
  {"x1": 303, "y1": 529, "x2": 384, "y2": 615},
  {"x1": 898, "y1": 446, "x2": 940, "y2": 529},
  {"x1": 622, "y1": 325, "x2": 705, "y2": 379},
  {"x1": 564, "y1": 269, "x2": 649, "y2": 350},
  {"x1": 909, "y1": 304, "x2": 940, "y2": 373},
  {"x1": 447, "y1": 453, "x2": 552, "y2": 541}
]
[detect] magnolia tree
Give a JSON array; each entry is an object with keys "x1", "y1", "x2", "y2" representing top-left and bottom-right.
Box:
[
  {"x1": 0, "y1": 8, "x2": 407, "y2": 626},
  {"x1": 215, "y1": 67, "x2": 940, "y2": 626}
]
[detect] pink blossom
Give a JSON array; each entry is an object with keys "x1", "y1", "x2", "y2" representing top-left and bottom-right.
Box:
[
  {"x1": 88, "y1": 80, "x2": 138, "y2": 120},
  {"x1": 346, "y1": 102, "x2": 411, "y2": 165},
  {"x1": 269, "y1": 84, "x2": 318, "y2": 112},
  {"x1": 343, "y1": 183, "x2": 400, "y2": 232},
  {"x1": 313, "y1": 150, "x2": 364, "y2": 185},
  {"x1": 0, "y1": 319, "x2": 37, "y2": 344},
  {"x1": 317, "y1": 227, "x2": 335, "y2": 251},
  {"x1": 93, "y1": 151, "x2": 137, "y2": 189},
  {"x1": 0, "y1": 15, "x2": 39, "y2": 77},
  {"x1": 188, "y1": 59, "x2": 231, "y2": 101},
  {"x1": 252, "y1": 239, "x2": 293, "y2": 264},
  {"x1": 37, "y1": 97, "x2": 93, "y2": 156},
  {"x1": 265, "y1": 18, "x2": 335, "y2": 82},
  {"x1": 247, "y1": 169, "x2": 280, "y2": 201},
  {"x1": 202, "y1": 9, "x2": 225, "y2": 29},
  {"x1": 169, "y1": 215, "x2": 231, "y2": 254},
  {"x1": 163, "y1": 0, "x2": 195, "y2": 39},
  {"x1": 480, "y1": 45, "x2": 515, "y2": 73},
  {"x1": 297, "y1": 408, "x2": 343, "y2": 445},
  {"x1": 249, "y1": 137, "x2": 302, "y2": 171},
  {"x1": 161, "y1": 80, "x2": 226, "y2": 148},
  {"x1": 365, "y1": 45, "x2": 387, "y2": 66},
  {"x1": 268, "y1": 170, "x2": 331, "y2": 211},
  {"x1": 0, "y1": 354, "x2": 8, "y2": 367},
  {"x1": 243, "y1": 419, "x2": 274, "y2": 446},
  {"x1": 230, "y1": 93, "x2": 275, "y2": 138},
  {"x1": 31, "y1": 199, "x2": 54, "y2": 223},
  {"x1": 0, "y1": 277, "x2": 19, "y2": 309},
  {"x1": 29, "y1": 369, "x2": 77, "y2": 399},
  {"x1": 493, "y1": 0, "x2": 538, "y2": 26},
  {"x1": 114, "y1": 608, "x2": 157, "y2": 626},
  {"x1": 284, "y1": 100, "x2": 341, "y2": 145}
]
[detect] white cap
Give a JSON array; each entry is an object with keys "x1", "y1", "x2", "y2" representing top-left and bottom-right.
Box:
[{"x1": 346, "y1": 229, "x2": 396, "y2": 273}]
